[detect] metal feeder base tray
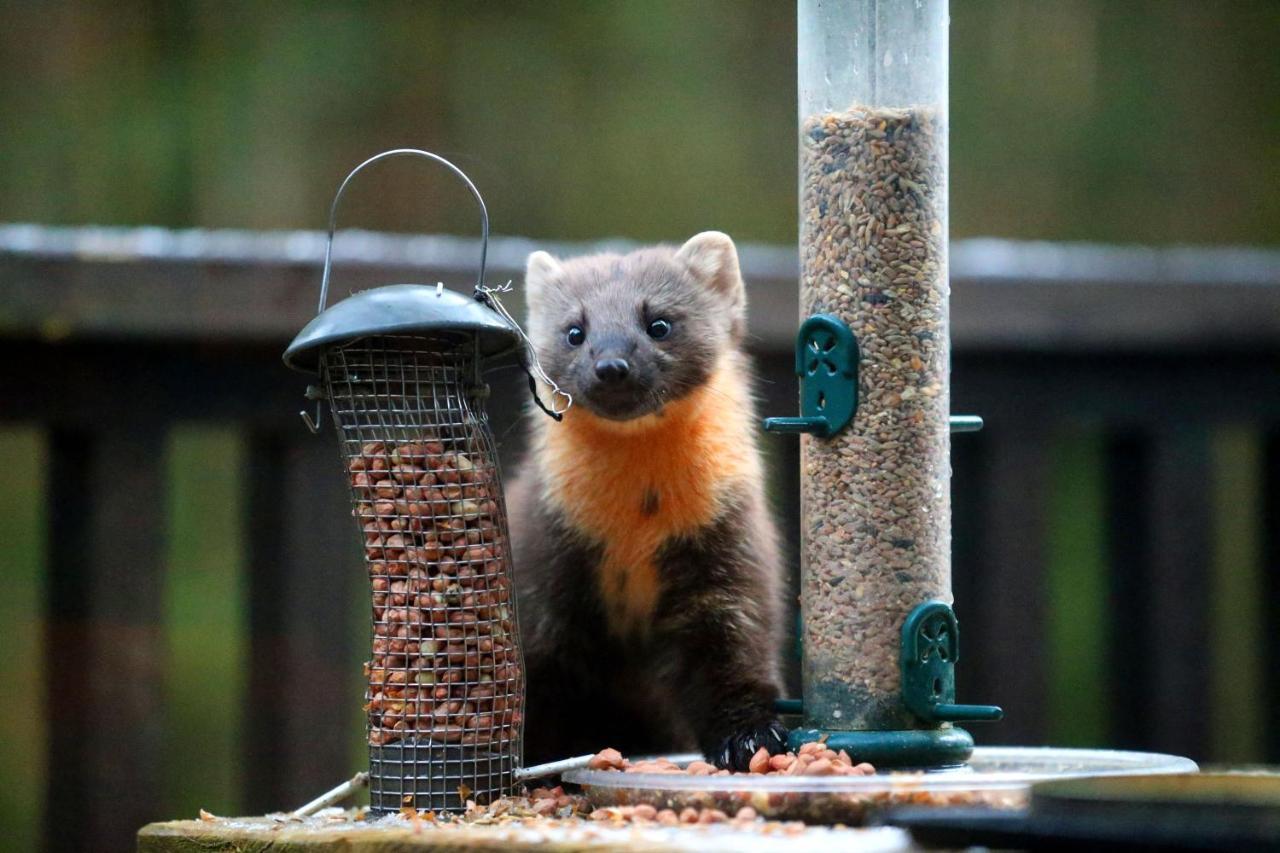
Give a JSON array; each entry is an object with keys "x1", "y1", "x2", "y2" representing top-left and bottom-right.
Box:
[{"x1": 562, "y1": 746, "x2": 1197, "y2": 825}]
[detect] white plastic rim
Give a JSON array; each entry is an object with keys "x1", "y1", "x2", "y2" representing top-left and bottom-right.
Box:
[{"x1": 564, "y1": 747, "x2": 1199, "y2": 795}]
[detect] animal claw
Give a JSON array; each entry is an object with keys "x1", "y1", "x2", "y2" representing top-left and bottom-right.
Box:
[{"x1": 713, "y1": 719, "x2": 789, "y2": 771}]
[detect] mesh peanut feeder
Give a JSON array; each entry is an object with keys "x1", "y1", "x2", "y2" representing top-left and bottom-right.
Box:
[{"x1": 284, "y1": 150, "x2": 524, "y2": 813}]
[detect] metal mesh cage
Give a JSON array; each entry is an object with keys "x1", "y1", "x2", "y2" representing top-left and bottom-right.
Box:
[{"x1": 323, "y1": 333, "x2": 524, "y2": 814}]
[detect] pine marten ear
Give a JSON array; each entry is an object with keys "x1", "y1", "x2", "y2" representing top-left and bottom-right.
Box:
[
  {"x1": 675, "y1": 231, "x2": 747, "y2": 337},
  {"x1": 525, "y1": 250, "x2": 563, "y2": 312}
]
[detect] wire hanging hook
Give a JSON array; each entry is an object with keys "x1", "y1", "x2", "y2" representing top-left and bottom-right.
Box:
[
  {"x1": 300, "y1": 402, "x2": 322, "y2": 434},
  {"x1": 475, "y1": 281, "x2": 573, "y2": 420},
  {"x1": 300, "y1": 384, "x2": 326, "y2": 433}
]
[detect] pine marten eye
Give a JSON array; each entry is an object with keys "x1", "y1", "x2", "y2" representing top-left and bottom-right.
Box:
[
  {"x1": 647, "y1": 318, "x2": 672, "y2": 340},
  {"x1": 566, "y1": 326, "x2": 586, "y2": 347}
]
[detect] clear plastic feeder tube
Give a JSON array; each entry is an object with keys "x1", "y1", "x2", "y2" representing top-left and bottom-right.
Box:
[{"x1": 798, "y1": 0, "x2": 950, "y2": 731}]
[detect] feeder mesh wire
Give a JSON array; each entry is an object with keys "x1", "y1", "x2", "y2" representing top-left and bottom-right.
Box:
[{"x1": 324, "y1": 335, "x2": 523, "y2": 813}]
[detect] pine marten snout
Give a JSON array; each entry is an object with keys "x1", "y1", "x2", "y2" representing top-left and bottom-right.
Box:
[{"x1": 507, "y1": 232, "x2": 787, "y2": 771}]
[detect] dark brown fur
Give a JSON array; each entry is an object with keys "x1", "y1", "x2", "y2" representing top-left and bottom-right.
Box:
[{"x1": 506, "y1": 232, "x2": 787, "y2": 769}]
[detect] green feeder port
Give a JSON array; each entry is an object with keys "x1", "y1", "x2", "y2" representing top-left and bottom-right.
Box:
[
  {"x1": 899, "y1": 602, "x2": 1003, "y2": 727},
  {"x1": 783, "y1": 601, "x2": 1004, "y2": 767}
]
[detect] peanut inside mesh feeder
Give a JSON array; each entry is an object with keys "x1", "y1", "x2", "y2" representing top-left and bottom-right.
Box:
[{"x1": 284, "y1": 150, "x2": 525, "y2": 814}]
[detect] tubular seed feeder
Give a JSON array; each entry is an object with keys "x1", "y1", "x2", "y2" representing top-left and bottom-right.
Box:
[
  {"x1": 284, "y1": 150, "x2": 525, "y2": 813},
  {"x1": 764, "y1": 0, "x2": 1000, "y2": 767}
]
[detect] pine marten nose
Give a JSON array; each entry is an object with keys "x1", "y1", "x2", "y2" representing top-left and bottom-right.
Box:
[{"x1": 594, "y1": 358, "x2": 630, "y2": 383}]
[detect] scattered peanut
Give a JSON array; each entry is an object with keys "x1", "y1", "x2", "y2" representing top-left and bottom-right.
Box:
[
  {"x1": 377, "y1": 790, "x2": 818, "y2": 836},
  {"x1": 586, "y1": 747, "x2": 625, "y2": 771},
  {"x1": 587, "y1": 747, "x2": 876, "y2": 778},
  {"x1": 805, "y1": 758, "x2": 834, "y2": 776}
]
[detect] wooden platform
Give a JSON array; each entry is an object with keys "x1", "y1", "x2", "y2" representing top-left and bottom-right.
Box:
[{"x1": 137, "y1": 813, "x2": 914, "y2": 852}]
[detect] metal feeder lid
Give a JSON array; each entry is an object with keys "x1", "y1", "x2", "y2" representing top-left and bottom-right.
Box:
[{"x1": 283, "y1": 283, "x2": 520, "y2": 374}]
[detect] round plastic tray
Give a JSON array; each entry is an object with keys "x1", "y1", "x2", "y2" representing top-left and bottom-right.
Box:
[{"x1": 563, "y1": 747, "x2": 1198, "y2": 825}]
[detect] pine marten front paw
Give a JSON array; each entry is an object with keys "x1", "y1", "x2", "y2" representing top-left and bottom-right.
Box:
[{"x1": 711, "y1": 718, "x2": 789, "y2": 771}]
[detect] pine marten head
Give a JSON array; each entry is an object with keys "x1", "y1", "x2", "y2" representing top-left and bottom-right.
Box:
[{"x1": 523, "y1": 232, "x2": 747, "y2": 421}]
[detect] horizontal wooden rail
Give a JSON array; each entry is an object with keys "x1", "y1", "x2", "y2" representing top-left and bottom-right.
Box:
[{"x1": 2, "y1": 224, "x2": 1279, "y2": 350}]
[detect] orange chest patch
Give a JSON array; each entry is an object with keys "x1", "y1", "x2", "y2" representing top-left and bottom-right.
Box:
[{"x1": 538, "y1": 374, "x2": 756, "y2": 634}]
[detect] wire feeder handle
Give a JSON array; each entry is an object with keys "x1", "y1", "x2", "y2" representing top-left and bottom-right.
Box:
[
  {"x1": 318, "y1": 148, "x2": 490, "y2": 315},
  {"x1": 305, "y1": 148, "x2": 570, "y2": 426}
]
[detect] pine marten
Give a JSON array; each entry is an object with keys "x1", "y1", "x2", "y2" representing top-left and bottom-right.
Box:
[{"x1": 506, "y1": 231, "x2": 787, "y2": 771}]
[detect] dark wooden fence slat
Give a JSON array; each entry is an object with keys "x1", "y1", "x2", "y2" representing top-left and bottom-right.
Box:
[
  {"x1": 44, "y1": 429, "x2": 167, "y2": 853},
  {"x1": 1144, "y1": 429, "x2": 1213, "y2": 759},
  {"x1": 1263, "y1": 429, "x2": 1280, "y2": 764},
  {"x1": 242, "y1": 430, "x2": 362, "y2": 813},
  {"x1": 968, "y1": 424, "x2": 1052, "y2": 745},
  {"x1": 754, "y1": 351, "x2": 805, "y2": 698},
  {"x1": 950, "y1": 431, "x2": 986, "y2": 714},
  {"x1": 1106, "y1": 429, "x2": 1214, "y2": 759},
  {"x1": 1105, "y1": 432, "x2": 1148, "y2": 751}
]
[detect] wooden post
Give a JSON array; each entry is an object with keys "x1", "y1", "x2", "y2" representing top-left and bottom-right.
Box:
[
  {"x1": 1105, "y1": 432, "x2": 1148, "y2": 751},
  {"x1": 949, "y1": 430, "x2": 986, "y2": 717},
  {"x1": 969, "y1": 424, "x2": 1051, "y2": 745},
  {"x1": 755, "y1": 350, "x2": 804, "y2": 697},
  {"x1": 44, "y1": 428, "x2": 168, "y2": 853},
  {"x1": 1144, "y1": 429, "x2": 1212, "y2": 759},
  {"x1": 1106, "y1": 429, "x2": 1212, "y2": 759},
  {"x1": 242, "y1": 430, "x2": 362, "y2": 813},
  {"x1": 1262, "y1": 429, "x2": 1280, "y2": 764}
]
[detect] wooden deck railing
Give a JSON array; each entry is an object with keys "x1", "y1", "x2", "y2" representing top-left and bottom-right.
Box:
[{"x1": 3, "y1": 224, "x2": 1278, "y2": 852}]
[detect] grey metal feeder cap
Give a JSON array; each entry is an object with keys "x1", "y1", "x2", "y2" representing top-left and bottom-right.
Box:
[{"x1": 283, "y1": 283, "x2": 520, "y2": 373}]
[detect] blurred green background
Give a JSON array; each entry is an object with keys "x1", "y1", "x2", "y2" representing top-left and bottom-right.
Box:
[
  {"x1": 2, "y1": 0, "x2": 1277, "y2": 243},
  {"x1": 1, "y1": 1, "x2": 1277, "y2": 848}
]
